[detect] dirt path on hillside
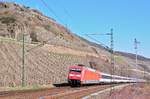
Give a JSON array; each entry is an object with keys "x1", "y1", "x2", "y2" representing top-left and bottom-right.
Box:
[{"x1": 43, "y1": 44, "x2": 99, "y2": 57}]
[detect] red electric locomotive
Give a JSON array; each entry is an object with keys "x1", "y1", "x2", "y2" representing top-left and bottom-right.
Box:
[
  {"x1": 68, "y1": 65, "x2": 101, "y2": 86},
  {"x1": 67, "y1": 65, "x2": 145, "y2": 86}
]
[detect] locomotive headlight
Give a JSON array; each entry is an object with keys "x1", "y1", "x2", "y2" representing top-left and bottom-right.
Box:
[
  {"x1": 76, "y1": 75, "x2": 81, "y2": 77},
  {"x1": 69, "y1": 74, "x2": 75, "y2": 76}
]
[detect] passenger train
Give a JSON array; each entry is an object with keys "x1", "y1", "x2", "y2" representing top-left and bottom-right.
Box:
[{"x1": 67, "y1": 65, "x2": 145, "y2": 86}]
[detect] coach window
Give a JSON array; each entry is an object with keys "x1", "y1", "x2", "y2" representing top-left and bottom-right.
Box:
[{"x1": 102, "y1": 75, "x2": 112, "y2": 79}]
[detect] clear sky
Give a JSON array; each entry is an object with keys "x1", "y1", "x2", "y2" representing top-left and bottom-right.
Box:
[{"x1": 2, "y1": 0, "x2": 150, "y2": 58}]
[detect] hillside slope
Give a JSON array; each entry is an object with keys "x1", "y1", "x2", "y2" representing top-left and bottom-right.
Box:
[{"x1": 0, "y1": 2, "x2": 149, "y2": 87}]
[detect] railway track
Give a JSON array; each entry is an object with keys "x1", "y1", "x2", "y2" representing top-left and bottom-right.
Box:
[{"x1": 0, "y1": 84, "x2": 113, "y2": 99}]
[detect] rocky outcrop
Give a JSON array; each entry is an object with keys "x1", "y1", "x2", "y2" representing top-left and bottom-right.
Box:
[{"x1": 0, "y1": 2, "x2": 93, "y2": 52}]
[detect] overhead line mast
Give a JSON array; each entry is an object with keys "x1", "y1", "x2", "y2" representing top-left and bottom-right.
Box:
[
  {"x1": 134, "y1": 38, "x2": 140, "y2": 67},
  {"x1": 22, "y1": 33, "x2": 25, "y2": 87},
  {"x1": 85, "y1": 29, "x2": 115, "y2": 98}
]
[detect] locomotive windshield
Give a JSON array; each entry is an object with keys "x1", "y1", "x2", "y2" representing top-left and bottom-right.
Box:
[{"x1": 69, "y1": 68, "x2": 81, "y2": 73}]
